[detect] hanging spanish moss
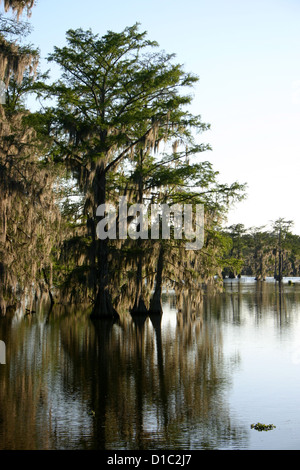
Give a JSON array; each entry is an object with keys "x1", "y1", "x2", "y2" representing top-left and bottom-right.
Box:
[
  {"x1": 0, "y1": 0, "x2": 35, "y2": 19},
  {"x1": 0, "y1": 74, "x2": 63, "y2": 315},
  {"x1": 0, "y1": 34, "x2": 39, "y2": 85},
  {"x1": 0, "y1": 1, "x2": 38, "y2": 85}
]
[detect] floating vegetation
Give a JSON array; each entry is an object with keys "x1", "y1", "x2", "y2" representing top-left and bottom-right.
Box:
[{"x1": 251, "y1": 423, "x2": 276, "y2": 432}]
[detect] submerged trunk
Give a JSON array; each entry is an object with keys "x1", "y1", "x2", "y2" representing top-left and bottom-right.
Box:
[
  {"x1": 90, "y1": 164, "x2": 118, "y2": 319},
  {"x1": 131, "y1": 250, "x2": 148, "y2": 315},
  {"x1": 42, "y1": 267, "x2": 55, "y2": 306},
  {"x1": 91, "y1": 279, "x2": 119, "y2": 319},
  {"x1": 130, "y1": 154, "x2": 148, "y2": 316},
  {"x1": 278, "y1": 250, "x2": 283, "y2": 282},
  {"x1": 149, "y1": 245, "x2": 164, "y2": 315}
]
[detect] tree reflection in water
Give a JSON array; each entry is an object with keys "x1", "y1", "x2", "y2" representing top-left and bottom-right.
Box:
[
  {"x1": 0, "y1": 292, "x2": 249, "y2": 450},
  {"x1": 57, "y1": 292, "x2": 247, "y2": 449}
]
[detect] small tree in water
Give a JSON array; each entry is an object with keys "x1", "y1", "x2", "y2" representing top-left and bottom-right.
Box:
[{"x1": 272, "y1": 218, "x2": 293, "y2": 281}]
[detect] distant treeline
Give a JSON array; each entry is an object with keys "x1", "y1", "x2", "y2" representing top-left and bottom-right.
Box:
[{"x1": 221, "y1": 219, "x2": 300, "y2": 280}]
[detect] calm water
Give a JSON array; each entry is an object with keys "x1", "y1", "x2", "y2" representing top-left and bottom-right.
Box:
[{"x1": 1, "y1": 277, "x2": 300, "y2": 450}]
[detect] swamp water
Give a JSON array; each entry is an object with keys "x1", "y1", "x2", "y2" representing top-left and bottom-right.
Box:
[{"x1": 1, "y1": 277, "x2": 300, "y2": 450}]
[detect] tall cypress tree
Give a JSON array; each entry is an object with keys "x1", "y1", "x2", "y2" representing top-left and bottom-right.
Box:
[{"x1": 35, "y1": 24, "x2": 210, "y2": 318}]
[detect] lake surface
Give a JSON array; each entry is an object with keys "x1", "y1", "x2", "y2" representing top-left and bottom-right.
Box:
[{"x1": 1, "y1": 277, "x2": 300, "y2": 450}]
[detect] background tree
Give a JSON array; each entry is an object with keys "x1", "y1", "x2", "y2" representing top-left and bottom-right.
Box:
[
  {"x1": 0, "y1": 70, "x2": 63, "y2": 315},
  {"x1": 284, "y1": 231, "x2": 300, "y2": 276},
  {"x1": 272, "y1": 218, "x2": 294, "y2": 281},
  {"x1": 247, "y1": 227, "x2": 274, "y2": 280},
  {"x1": 0, "y1": 1, "x2": 62, "y2": 315},
  {"x1": 221, "y1": 224, "x2": 246, "y2": 278}
]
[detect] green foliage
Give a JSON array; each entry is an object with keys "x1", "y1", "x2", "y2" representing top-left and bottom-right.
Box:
[
  {"x1": 251, "y1": 423, "x2": 276, "y2": 432},
  {"x1": 32, "y1": 23, "x2": 205, "y2": 180}
]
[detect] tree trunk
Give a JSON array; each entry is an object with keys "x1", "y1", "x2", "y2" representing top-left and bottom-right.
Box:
[
  {"x1": 131, "y1": 251, "x2": 148, "y2": 315},
  {"x1": 148, "y1": 245, "x2": 164, "y2": 315},
  {"x1": 42, "y1": 267, "x2": 55, "y2": 306},
  {"x1": 130, "y1": 152, "x2": 148, "y2": 316},
  {"x1": 278, "y1": 250, "x2": 283, "y2": 282},
  {"x1": 90, "y1": 164, "x2": 119, "y2": 319},
  {"x1": 91, "y1": 281, "x2": 119, "y2": 319}
]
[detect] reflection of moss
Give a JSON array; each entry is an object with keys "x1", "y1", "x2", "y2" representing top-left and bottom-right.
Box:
[{"x1": 251, "y1": 423, "x2": 276, "y2": 432}]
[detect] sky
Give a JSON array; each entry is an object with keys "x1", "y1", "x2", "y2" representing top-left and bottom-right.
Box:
[{"x1": 3, "y1": 0, "x2": 300, "y2": 233}]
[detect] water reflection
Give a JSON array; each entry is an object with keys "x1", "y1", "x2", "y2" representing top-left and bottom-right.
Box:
[
  {"x1": 57, "y1": 302, "x2": 244, "y2": 450},
  {"x1": 215, "y1": 278, "x2": 300, "y2": 326},
  {"x1": 2, "y1": 279, "x2": 300, "y2": 449}
]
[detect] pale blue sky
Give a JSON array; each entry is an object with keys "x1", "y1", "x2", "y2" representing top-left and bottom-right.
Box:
[{"x1": 5, "y1": 0, "x2": 300, "y2": 233}]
